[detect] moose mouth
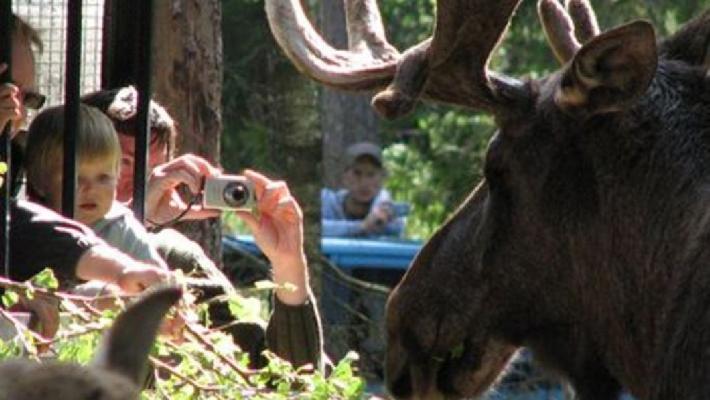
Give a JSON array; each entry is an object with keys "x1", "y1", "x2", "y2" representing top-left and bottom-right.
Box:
[{"x1": 387, "y1": 339, "x2": 517, "y2": 400}]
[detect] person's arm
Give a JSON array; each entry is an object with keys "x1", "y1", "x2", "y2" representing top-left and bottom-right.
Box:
[
  {"x1": 75, "y1": 245, "x2": 167, "y2": 294},
  {"x1": 381, "y1": 216, "x2": 406, "y2": 237},
  {"x1": 320, "y1": 188, "x2": 365, "y2": 237},
  {"x1": 237, "y1": 170, "x2": 309, "y2": 304},
  {"x1": 236, "y1": 170, "x2": 323, "y2": 368},
  {"x1": 103, "y1": 211, "x2": 168, "y2": 270},
  {"x1": 9, "y1": 200, "x2": 167, "y2": 293},
  {"x1": 370, "y1": 189, "x2": 405, "y2": 237},
  {"x1": 265, "y1": 294, "x2": 322, "y2": 369},
  {"x1": 321, "y1": 218, "x2": 367, "y2": 237}
]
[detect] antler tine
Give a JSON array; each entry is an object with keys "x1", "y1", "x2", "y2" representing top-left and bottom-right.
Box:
[
  {"x1": 538, "y1": 0, "x2": 580, "y2": 64},
  {"x1": 264, "y1": 0, "x2": 400, "y2": 91},
  {"x1": 345, "y1": 0, "x2": 400, "y2": 61},
  {"x1": 565, "y1": 0, "x2": 600, "y2": 44},
  {"x1": 373, "y1": 0, "x2": 526, "y2": 118}
]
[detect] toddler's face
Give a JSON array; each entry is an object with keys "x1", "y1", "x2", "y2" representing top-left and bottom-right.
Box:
[{"x1": 47, "y1": 157, "x2": 118, "y2": 226}]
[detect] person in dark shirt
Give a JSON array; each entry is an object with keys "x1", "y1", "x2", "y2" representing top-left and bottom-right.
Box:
[{"x1": 0, "y1": 16, "x2": 168, "y2": 340}]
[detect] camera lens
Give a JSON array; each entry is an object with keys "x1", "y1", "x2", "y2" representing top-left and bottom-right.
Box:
[{"x1": 223, "y1": 182, "x2": 250, "y2": 207}]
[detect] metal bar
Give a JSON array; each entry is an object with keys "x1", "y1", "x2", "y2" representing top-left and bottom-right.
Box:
[
  {"x1": 62, "y1": 0, "x2": 82, "y2": 218},
  {"x1": 100, "y1": 0, "x2": 120, "y2": 89},
  {"x1": 0, "y1": 2, "x2": 12, "y2": 278},
  {"x1": 132, "y1": 0, "x2": 154, "y2": 223}
]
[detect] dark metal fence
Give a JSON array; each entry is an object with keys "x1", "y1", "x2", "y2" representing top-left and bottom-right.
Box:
[
  {"x1": 13, "y1": 0, "x2": 104, "y2": 109},
  {"x1": 2, "y1": 0, "x2": 153, "y2": 271}
]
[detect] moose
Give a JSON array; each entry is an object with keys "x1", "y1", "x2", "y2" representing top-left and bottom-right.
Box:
[
  {"x1": 266, "y1": 0, "x2": 710, "y2": 398},
  {"x1": 0, "y1": 286, "x2": 181, "y2": 400}
]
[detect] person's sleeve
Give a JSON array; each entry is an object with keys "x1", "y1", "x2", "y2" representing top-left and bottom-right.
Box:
[
  {"x1": 7, "y1": 200, "x2": 103, "y2": 283},
  {"x1": 265, "y1": 294, "x2": 323, "y2": 369},
  {"x1": 373, "y1": 189, "x2": 405, "y2": 237},
  {"x1": 383, "y1": 216, "x2": 406, "y2": 237},
  {"x1": 374, "y1": 189, "x2": 392, "y2": 204},
  {"x1": 322, "y1": 219, "x2": 364, "y2": 237},
  {"x1": 151, "y1": 229, "x2": 207, "y2": 274},
  {"x1": 119, "y1": 215, "x2": 167, "y2": 269}
]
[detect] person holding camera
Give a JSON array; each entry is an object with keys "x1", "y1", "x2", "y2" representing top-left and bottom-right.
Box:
[
  {"x1": 321, "y1": 141, "x2": 406, "y2": 237},
  {"x1": 81, "y1": 86, "x2": 222, "y2": 228},
  {"x1": 82, "y1": 87, "x2": 323, "y2": 369}
]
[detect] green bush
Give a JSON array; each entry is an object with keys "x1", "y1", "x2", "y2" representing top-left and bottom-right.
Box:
[{"x1": 0, "y1": 270, "x2": 366, "y2": 399}]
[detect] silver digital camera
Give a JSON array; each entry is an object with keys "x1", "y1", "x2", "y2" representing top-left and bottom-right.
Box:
[{"x1": 202, "y1": 174, "x2": 256, "y2": 211}]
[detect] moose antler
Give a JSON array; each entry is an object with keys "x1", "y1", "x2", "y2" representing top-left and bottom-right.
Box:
[
  {"x1": 566, "y1": 0, "x2": 600, "y2": 43},
  {"x1": 538, "y1": 0, "x2": 600, "y2": 63},
  {"x1": 376, "y1": 0, "x2": 526, "y2": 117},
  {"x1": 265, "y1": 0, "x2": 526, "y2": 118},
  {"x1": 265, "y1": 0, "x2": 399, "y2": 90}
]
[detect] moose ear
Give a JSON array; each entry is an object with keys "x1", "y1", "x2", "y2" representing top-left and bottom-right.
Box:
[
  {"x1": 555, "y1": 21, "x2": 657, "y2": 115},
  {"x1": 92, "y1": 286, "x2": 182, "y2": 385}
]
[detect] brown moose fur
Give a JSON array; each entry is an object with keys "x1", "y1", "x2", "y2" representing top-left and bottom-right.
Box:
[
  {"x1": 263, "y1": 0, "x2": 710, "y2": 397},
  {"x1": 385, "y1": 7, "x2": 710, "y2": 400}
]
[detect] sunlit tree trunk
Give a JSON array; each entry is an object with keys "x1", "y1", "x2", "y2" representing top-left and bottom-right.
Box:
[
  {"x1": 151, "y1": 0, "x2": 224, "y2": 261},
  {"x1": 102, "y1": 0, "x2": 223, "y2": 261}
]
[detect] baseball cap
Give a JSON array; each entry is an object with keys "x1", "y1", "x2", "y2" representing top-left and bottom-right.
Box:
[{"x1": 345, "y1": 141, "x2": 383, "y2": 168}]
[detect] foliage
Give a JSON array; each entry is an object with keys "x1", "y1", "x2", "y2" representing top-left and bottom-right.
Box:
[{"x1": 0, "y1": 271, "x2": 366, "y2": 399}]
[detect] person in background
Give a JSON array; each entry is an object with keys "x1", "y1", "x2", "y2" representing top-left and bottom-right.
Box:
[
  {"x1": 24, "y1": 104, "x2": 167, "y2": 270},
  {"x1": 321, "y1": 141, "x2": 405, "y2": 238}
]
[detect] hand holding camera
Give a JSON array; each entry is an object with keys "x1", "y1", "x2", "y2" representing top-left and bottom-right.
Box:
[
  {"x1": 144, "y1": 154, "x2": 222, "y2": 226},
  {"x1": 234, "y1": 170, "x2": 308, "y2": 305}
]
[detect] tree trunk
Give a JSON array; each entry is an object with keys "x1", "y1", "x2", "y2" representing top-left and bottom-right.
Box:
[
  {"x1": 151, "y1": 0, "x2": 223, "y2": 262},
  {"x1": 319, "y1": 0, "x2": 379, "y2": 189}
]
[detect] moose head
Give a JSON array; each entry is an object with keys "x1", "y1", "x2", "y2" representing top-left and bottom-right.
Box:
[
  {"x1": 0, "y1": 286, "x2": 181, "y2": 400},
  {"x1": 266, "y1": 0, "x2": 710, "y2": 398}
]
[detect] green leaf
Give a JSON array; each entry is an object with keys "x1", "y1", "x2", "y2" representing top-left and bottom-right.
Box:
[
  {"x1": 1, "y1": 290, "x2": 18, "y2": 308},
  {"x1": 30, "y1": 268, "x2": 59, "y2": 290}
]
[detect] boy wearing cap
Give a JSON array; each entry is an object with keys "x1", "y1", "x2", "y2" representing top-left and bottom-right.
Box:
[{"x1": 321, "y1": 141, "x2": 405, "y2": 237}]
